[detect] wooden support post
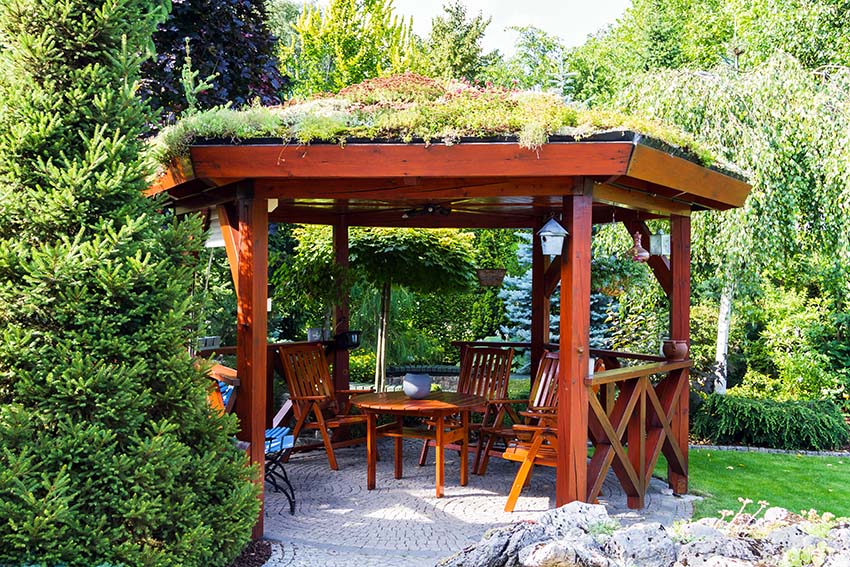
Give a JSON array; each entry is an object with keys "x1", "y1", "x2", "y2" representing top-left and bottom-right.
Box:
[
  {"x1": 668, "y1": 214, "x2": 690, "y2": 494},
  {"x1": 232, "y1": 189, "x2": 269, "y2": 539},
  {"x1": 333, "y1": 218, "x2": 350, "y2": 396},
  {"x1": 531, "y1": 219, "x2": 550, "y2": 376},
  {"x1": 557, "y1": 182, "x2": 592, "y2": 506}
]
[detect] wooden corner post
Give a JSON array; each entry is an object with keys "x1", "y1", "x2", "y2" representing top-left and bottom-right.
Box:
[
  {"x1": 669, "y1": 214, "x2": 690, "y2": 494},
  {"x1": 531, "y1": 218, "x2": 550, "y2": 377},
  {"x1": 557, "y1": 180, "x2": 593, "y2": 506},
  {"x1": 233, "y1": 186, "x2": 269, "y2": 538},
  {"x1": 333, "y1": 217, "x2": 351, "y2": 395}
]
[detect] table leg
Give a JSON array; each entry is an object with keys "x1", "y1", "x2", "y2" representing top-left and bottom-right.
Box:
[
  {"x1": 435, "y1": 414, "x2": 444, "y2": 498},
  {"x1": 460, "y1": 410, "x2": 469, "y2": 486},
  {"x1": 394, "y1": 415, "x2": 403, "y2": 479},
  {"x1": 367, "y1": 411, "x2": 376, "y2": 490}
]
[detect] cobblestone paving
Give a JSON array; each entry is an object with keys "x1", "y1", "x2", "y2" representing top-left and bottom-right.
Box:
[{"x1": 263, "y1": 439, "x2": 695, "y2": 567}]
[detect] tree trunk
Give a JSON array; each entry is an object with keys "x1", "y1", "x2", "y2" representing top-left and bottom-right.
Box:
[
  {"x1": 374, "y1": 281, "x2": 392, "y2": 392},
  {"x1": 713, "y1": 281, "x2": 734, "y2": 395}
]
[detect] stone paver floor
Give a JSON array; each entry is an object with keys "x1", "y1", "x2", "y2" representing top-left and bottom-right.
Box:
[{"x1": 263, "y1": 438, "x2": 695, "y2": 567}]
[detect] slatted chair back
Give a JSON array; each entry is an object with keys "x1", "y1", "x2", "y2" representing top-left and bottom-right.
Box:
[
  {"x1": 207, "y1": 363, "x2": 240, "y2": 414},
  {"x1": 528, "y1": 351, "x2": 560, "y2": 411},
  {"x1": 457, "y1": 346, "x2": 514, "y2": 402},
  {"x1": 278, "y1": 343, "x2": 335, "y2": 403}
]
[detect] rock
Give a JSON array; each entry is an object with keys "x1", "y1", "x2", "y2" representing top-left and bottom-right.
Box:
[
  {"x1": 764, "y1": 525, "x2": 824, "y2": 552},
  {"x1": 823, "y1": 550, "x2": 850, "y2": 567},
  {"x1": 678, "y1": 523, "x2": 725, "y2": 542},
  {"x1": 438, "y1": 521, "x2": 543, "y2": 567},
  {"x1": 603, "y1": 523, "x2": 677, "y2": 567},
  {"x1": 677, "y1": 536, "x2": 766, "y2": 566},
  {"x1": 828, "y1": 527, "x2": 850, "y2": 552},
  {"x1": 538, "y1": 502, "x2": 612, "y2": 537},
  {"x1": 762, "y1": 507, "x2": 800, "y2": 524},
  {"x1": 699, "y1": 558, "x2": 760, "y2": 567},
  {"x1": 518, "y1": 539, "x2": 615, "y2": 567},
  {"x1": 504, "y1": 523, "x2": 551, "y2": 567}
]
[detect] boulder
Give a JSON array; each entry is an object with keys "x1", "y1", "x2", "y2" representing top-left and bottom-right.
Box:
[
  {"x1": 677, "y1": 536, "x2": 766, "y2": 566},
  {"x1": 538, "y1": 502, "x2": 612, "y2": 537},
  {"x1": 827, "y1": 527, "x2": 850, "y2": 552},
  {"x1": 603, "y1": 523, "x2": 677, "y2": 567},
  {"x1": 438, "y1": 521, "x2": 546, "y2": 567},
  {"x1": 764, "y1": 525, "x2": 824, "y2": 552},
  {"x1": 518, "y1": 539, "x2": 615, "y2": 567}
]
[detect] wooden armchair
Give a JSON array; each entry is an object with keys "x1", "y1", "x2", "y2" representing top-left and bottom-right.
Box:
[
  {"x1": 277, "y1": 343, "x2": 373, "y2": 470},
  {"x1": 418, "y1": 345, "x2": 514, "y2": 472},
  {"x1": 502, "y1": 415, "x2": 558, "y2": 512},
  {"x1": 475, "y1": 350, "x2": 560, "y2": 476}
]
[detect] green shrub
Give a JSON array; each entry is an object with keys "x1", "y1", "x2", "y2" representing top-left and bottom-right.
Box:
[
  {"x1": 692, "y1": 394, "x2": 849, "y2": 451},
  {"x1": 349, "y1": 352, "x2": 377, "y2": 383}
]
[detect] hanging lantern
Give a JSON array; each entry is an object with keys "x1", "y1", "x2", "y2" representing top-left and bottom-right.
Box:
[
  {"x1": 628, "y1": 231, "x2": 650, "y2": 262},
  {"x1": 205, "y1": 209, "x2": 225, "y2": 248},
  {"x1": 537, "y1": 217, "x2": 569, "y2": 256},
  {"x1": 649, "y1": 230, "x2": 671, "y2": 257}
]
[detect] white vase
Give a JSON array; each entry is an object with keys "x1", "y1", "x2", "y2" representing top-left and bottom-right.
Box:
[{"x1": 402, "y1": 373, "x2": 432, "y2": 399}]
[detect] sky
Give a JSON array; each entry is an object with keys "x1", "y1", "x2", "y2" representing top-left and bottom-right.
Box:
[{"x1": 328, "y1": 0, "x2": 633, "y2": 55}]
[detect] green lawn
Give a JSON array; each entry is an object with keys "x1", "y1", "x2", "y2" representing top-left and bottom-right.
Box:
[{"x1": 655, "y1": 449, "x2": 850, "y2": 520}]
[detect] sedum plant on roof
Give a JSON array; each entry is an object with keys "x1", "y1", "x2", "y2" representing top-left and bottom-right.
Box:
[{"x1": 148, "y1": 72, "x2": 717, "y2": 168}]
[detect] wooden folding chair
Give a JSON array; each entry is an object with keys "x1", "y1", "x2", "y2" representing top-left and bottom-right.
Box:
[
  {"x1": 418, "y1": 345, "x2": 514, "y2": 471},
  {"x1": 475, "y1": 350, "x2": 560, "y2": 476},
  {"x1": 502, "y1": 416, "x2": 558, "y2": 512},
  {"x1": 205, "y1": 363, "x2": 297, "y2": 514},
  {"x1": 277, "y1": 343, "x2": 373, "y2": 471}
]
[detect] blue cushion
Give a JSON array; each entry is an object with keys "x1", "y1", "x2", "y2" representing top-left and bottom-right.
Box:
[
  {"x1": 265, "y1": 426, "x2": 294, "y2": 455},
  {"x1": 219, "y1": 381, "x2": 234, "y2": 407}
]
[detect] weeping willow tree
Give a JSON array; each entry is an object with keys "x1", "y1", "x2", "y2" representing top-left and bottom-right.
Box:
[{"x1": 614, "y1": 55, "x2": 850, "y2": 390}]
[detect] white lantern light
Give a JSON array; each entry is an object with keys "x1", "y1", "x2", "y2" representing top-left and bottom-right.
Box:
[
  {"x1": 649, "y1": 231, "x2": 671, "y2": 257},
  {"x1": 537, "y1": 217, "x2": 569, "y2": 256},
  {"x1": 205, "y1": 210, "x2": 225, "y2": 248}
]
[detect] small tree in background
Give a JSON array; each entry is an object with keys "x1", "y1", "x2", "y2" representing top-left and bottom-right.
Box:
[
  {"x1": 0, "y1": 0, "x2": 259, "y2": 565},
  {"x1": 141, "y1": 0, "x2": 284, "y2": 120},
  {"x1": 423, "y1": 0, "x2": 495, "y2": 81}
]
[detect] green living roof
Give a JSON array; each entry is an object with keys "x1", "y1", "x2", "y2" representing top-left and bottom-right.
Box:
[{"x1": 148, "y1": 73, "x2": 736, "y2": 176}]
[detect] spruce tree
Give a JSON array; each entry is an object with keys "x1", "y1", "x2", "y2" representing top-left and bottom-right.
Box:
[{"x1": 0, "y1": 1, "x2": 259, "y2": 566}]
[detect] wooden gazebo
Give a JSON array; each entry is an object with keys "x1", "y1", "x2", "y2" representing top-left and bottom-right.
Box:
[{"x1": 151, "y1": 133, "x2": 750, "y2": 536}]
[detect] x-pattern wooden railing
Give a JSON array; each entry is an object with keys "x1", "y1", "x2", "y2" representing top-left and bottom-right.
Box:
[{"x1": 585, "y1": 356, "x2": 691, "y2": 508}]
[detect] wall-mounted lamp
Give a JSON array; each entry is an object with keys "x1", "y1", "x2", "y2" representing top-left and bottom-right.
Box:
[
  {"x1": 538, "y1": 217, "x2": 569, "y2": 256},
  {"x1": 649, "y1": 230, "x2": 671, "y2": 257}
]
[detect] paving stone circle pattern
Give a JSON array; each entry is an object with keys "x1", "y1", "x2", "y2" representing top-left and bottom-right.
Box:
[{"x1": 262, "y1": 438, "x2": 695, "y2": 566}]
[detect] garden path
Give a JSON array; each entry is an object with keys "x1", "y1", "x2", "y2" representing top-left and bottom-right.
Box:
[{"x1": 262, "y1": 438, "x2": 695, "y2": 566}]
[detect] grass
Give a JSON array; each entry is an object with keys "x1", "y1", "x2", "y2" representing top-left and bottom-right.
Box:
[{"x1": 655, "y1": 449, "x2": 850, "y2": 520}]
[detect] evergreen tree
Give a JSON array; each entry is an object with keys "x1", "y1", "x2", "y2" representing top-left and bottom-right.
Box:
[{"x1": 0, "y1": 1, "x2": 259, "y2": 565}]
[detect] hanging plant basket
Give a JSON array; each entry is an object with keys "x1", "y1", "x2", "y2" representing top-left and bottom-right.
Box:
[{"x1": 476, "y1": 268, "x2": 507, "y2": 287}]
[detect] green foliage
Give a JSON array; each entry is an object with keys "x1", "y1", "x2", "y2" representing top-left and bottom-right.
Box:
[
  {"x1": 147, "y1": 73, "x2": 719, "y2": 167},
  {"x1": 692, "y1": 394, "x2": 849, "y2": 451},
  {"x1": 141, "y1": 0, "x2": 283, "y2": 120},
  {"x1": 349, "y1": 351, "x2": 377, "y2": 383},
  {"x1": 481, "y1": 26, "x2": 572, "y2": 97},
  {"x1": 279, "y1": 0, "x2": 418, "y2": 97},
  {"x1": 421, "y1": 1, "x2": 493, "y2": 81},
  {"x1": 0, "y1": 0, "x2": 259, "y2": 564}
]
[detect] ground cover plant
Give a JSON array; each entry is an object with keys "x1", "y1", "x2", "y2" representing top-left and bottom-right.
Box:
[
  {"x1": 147, "y1": 73, "x2": 722, "y2": 169},
  {"x1": 0, "y1": 0, "x2": 259, "y2": 565},
  {"x1": 656, "y1": 450, "x2": 850, "y2": 520}
]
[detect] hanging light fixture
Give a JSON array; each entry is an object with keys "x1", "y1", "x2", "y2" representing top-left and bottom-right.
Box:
[
  {"x1": 628, "y1": 231, "x2": 650, "y2": 262},
  {"x1": 205, "y1": 209, "x2": 225, "y2": 248},
  {"x1": 537, "y1": 217, "x2": 569, "y2": 256},
  {"x1": 649, "y1": 230, "x2": 671, "y2": 257}
]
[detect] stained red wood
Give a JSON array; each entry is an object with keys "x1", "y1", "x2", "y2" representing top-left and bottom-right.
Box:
[
  {"x1": 232, "y1": 192, "x2": 269, "y2": 538},
  {"x1": 668, "y1": 214, "x2": 691, "y2": 494},
  {"x1": 626, "y1": 144, "x2": 750, "y2": 208},
  {"x1": 332, "y1": 220, "x2": 350, "y2": 398},
  {"x1": 531, "y1": 222, "x2": 547, "y2": 378},
  {"x1": 217, "y1": 203, "x2": 240, "y2": 294},
  {"x1": 271, "y1": 206, "x2": 537, "y2": 229},
  {"x1": 594, "y1": 183, "x2": 691, "y2": 217},
  {"x1": 557, "y1": 184, "x2": 593, "y2": 506},
  {"x1": 622, "y1": 219, "x2": 673, "y2": 297},
  {"x1": 191, "y1": 142, "x2": 634, "y2": 180}
]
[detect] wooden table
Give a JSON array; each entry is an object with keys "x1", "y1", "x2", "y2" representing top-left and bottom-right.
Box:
[{"x1": 352, "y1": 391, "x2": 486, "y2": 498}]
